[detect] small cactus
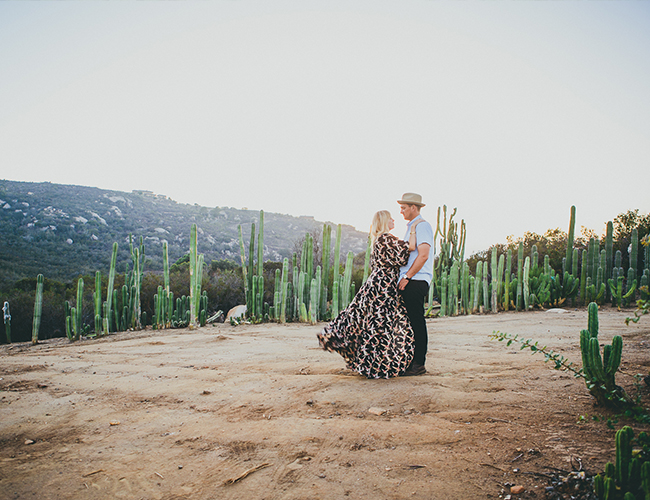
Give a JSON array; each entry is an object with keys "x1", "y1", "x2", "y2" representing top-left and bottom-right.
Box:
[{"x1": 580, "y1": 302, "x2": 630, "y2": 408}]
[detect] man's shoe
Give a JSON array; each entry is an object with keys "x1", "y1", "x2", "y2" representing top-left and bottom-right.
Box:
[{"x1": 402, "y1": 363, "x2": 426, "y2": 376}]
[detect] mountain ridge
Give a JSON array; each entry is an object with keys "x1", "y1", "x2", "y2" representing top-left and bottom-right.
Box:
[{"x1": 0, "y1": 179, "x2": 368, "y2": 288}]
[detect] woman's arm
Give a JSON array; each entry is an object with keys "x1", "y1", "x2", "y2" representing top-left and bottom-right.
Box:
[{"x1": 408, "y1": 220, "x2": 422, "y2": 251}]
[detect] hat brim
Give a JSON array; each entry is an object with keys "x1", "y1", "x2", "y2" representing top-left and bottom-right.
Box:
[{"x1": 397, "y1": 199, "x2": 425, "y2": 207}]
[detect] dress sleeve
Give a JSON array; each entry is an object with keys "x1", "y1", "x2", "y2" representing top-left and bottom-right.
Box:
[{"x1": 376, "y1": 234, "x2": 410, "y2": 268}]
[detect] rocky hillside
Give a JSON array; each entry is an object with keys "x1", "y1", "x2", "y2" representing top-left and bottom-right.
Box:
[{"x1": 0, "y1": 180, "x2": 368, "y2": 288}]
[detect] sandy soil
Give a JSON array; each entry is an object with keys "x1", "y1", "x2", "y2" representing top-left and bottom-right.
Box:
[{"x1": 1, "y1": 308, "x2": 649, "y2": 500}]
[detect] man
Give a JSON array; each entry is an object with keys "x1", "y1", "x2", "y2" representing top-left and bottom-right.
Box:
[{"x1": 397, "y1": 192, "x2": 433, "y2": 376}]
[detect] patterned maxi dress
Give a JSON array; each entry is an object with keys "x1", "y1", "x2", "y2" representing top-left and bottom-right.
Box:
[{"x1": 317, "y1": 233, "x2": 414, "y2": 378}]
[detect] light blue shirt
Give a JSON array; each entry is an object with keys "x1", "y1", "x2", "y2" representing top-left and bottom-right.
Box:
[{"x1": 399, "y1": 215, "x2": 434, "y2": 284}]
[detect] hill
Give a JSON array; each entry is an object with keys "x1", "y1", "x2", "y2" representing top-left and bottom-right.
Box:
[{"x1": 0, "y1": 180, "x2": 368, "y2": 289}]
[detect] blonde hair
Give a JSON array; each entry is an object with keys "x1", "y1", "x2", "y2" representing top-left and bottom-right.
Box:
[{"x1": 370, "y1": 210, "x2": 392, "y2": 245}]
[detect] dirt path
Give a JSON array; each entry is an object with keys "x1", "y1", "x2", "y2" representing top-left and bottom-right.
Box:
[{"x1": 1, "y1": 308, "x2": 649, "y2": 499}]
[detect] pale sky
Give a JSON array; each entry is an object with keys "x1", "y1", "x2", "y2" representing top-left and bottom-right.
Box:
[{"x1": 1, "y1": 1, "x2": 649, "y2": 255}]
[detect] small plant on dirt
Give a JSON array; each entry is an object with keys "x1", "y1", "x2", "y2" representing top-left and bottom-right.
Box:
[
  {"x1": 489, "y1": 330, "x2": 584, "y2": 377},
  {"x1": 625, "y1": 297, "x2": 649, "y2": 325},
  {"x1": 491, "y1": 302, "x2": 634, "y2": 410},
  {"x1": 593, "y1": 425, "x2": 650, "y2": 500}
]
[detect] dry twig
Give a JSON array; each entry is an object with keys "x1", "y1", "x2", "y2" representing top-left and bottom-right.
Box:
[
  {"x1": 82, "y1": 469, "x2": 104, "y2": 478},
  {"x1": 223, "y1": 463, "x2": 272, "y2": 486}
]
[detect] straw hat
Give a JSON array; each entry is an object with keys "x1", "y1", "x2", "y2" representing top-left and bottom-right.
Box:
[{"x1": 397, "y1": 193, "x2": 425, "y2": 207}]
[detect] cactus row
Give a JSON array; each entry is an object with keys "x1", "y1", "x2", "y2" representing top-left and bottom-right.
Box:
[{"x1": 435, "y1": 205, "x2": 644, "y2": 317}]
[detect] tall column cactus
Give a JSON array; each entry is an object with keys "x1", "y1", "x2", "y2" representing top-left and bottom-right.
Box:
[
  {"x1": 257, "y1": 210, "x2": 264, "y2": 277},
  {"x1": 189, "y1": 223, "x2": 205, "y2": 328},
  {"x1": 280, "y1": 258, "x2": 289, "y2": 323},
  {"x1": 341, "y1": 252, "x2": 354, "y2": 310},
  {"x1": 523, "y1": 257, "x2": 531, "y2": 310},
  {"x1": 503, "y1": 248, "x2": 512, "y2": 311},
  {"x1": 31, "y1": 274, "x2": 44, "y2": 345},
  {"x1": 491, "y1": 248, "x2": 498, "y2": 313},
  {"x1": 362, "y1": 236, "x2": 371, "y2": 284},
  {"x1": 472, "y1": 261, "x2": 482, "y2": 314},
  {"x1": 75, "y1": 277, "x2": 84, "y2": 340},
  {"x1": 482, "y1": 261, "x2": 489, "y2": 314},
  {"x1": 3, "y1": 301, "x2": 11, "y2": 344},
  {"x1": 321, "y1": 224, "x2": 331, "y2": 318},
  {"x1": 237, "y1": 225, "x2": 249, "y2": 305},
  {"x1": 461, "y1": 261, "x2": 470, "y2": 314},
  {"x1": 516, "y1": 242, "x2": 524, "y2": 311},
  {"x1": 434, "y1": 205, "x2": 467, "y2": 274},
  {"x1": 93, "y1": 271, "x2": 102, "y2": 335},
  {"x1": 565, "y1": 205, "x2": 576, "y2": 275},
  {"x1": 333, "y1": 224, "x2": 342, "y2": 291},
  {"x1": 631, "y1": 228, "x2": 639, "y2": 282},
  {"x1": 104, "y1": 242, "x2": 118, "y2": 334},
  {"x1": 605, "y1": 221, "x2": 614, "y2": 302}
]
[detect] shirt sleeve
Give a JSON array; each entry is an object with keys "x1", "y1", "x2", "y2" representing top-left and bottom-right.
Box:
[{"x1": 416, "y1": 221, "x2": 434, "y2": 247}]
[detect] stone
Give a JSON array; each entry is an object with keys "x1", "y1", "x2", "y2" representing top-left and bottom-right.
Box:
[
  {"x1": 368, "y1": 407, "x2": 387, "y2": 416},
  {"x1": 225, "y1": 305, "x2": 247, "y2": 321},
  {"x1": 511, "y1": 485, "x2": 525, "y2": 494}
]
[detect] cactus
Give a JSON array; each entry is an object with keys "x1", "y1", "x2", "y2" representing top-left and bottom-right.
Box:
[
  {"x1": 3, "y1": 301, "x2": 11, "y2": 343},
  {"x1": 257, "y1": 210, "x2": 264, "y2": 278},
  {"x1": 93, "y1": 271, "x2": 102, "y2": 335},
  {"x1": 565, "y1": 205, "x2": 576, "y2": 274},
  {"x1": 616, "y1": 426, "x2": 634, "y2": 490},
  {"x1": 64, "y1": 301, "x2": 73, "y2": 340},
  {"x1": 31, "y1": 274, "x2": 44, "y2": 345},
  {"x1": 482, "y1": 261, "x2": 489, "y2": 314},
  {"x1": 580, "y1": 302, "x2": 630, "y2": 408},
  {"x1": 362, "y1": 236, "x2": 371, "y2": 284},
  {"x1": 321, "y1": 224, "x2": 331, "y2": 305},
  {"x1": 189, "y1": 223, "x2": 200, "y2": 328},
  {"x1": 523, "y1": 257, "x2": 530, "y2": 310},
  {"x1": 631, "y1": 228, "x2": 639, "y2": 281},
  {"x1": 516, "y1": 242, "x2": 524, "y2": 311},
  {"x1": 237, "y1": 224, "x2": 249, "y2": 301},
  {"x1": 503, "y1": 249, "x2": 512, "y2": 311},
  {"x1": 605, "y1": 221, "x2": 614, "y2": 301},
  {"x1": 642, "y1": 461, "x2": 650, "y2": 500},
  {"x1": 461, "y1": 261, "x2": 470, "y2": 314},
  {"x1": 594, "y1": 426, "x2": 650, "y2": 500},
  {"x1": 200, "y1": 291, "x2": 208, "y2": 326},
  {"x1": 333, "y1": 224, "x2": 342, "y2": 289},
  {"x1": 309, "y1": 276, "x2": 319, "y2": 324},
  {"x1": 434, "y1": 205, "x2": 466, "y2": 274},
  {"x1": 497, "y1": 253, "x2": 505, "y2": 307},
  {"x1": 341, "y1": 252, "x2": 354, "y2": 310},
  {"x1": 491, "y1": 248, "x2": 498, "y2": 313},
  {"x1": 75, "y1": 277, "x2": 84, "y2": 340},
  {"x1": 104, "y1": 242, "x2": 118, "y2": 334},
  {"x1": 472, "y1": 262, "x2": 482, "y2": 314},
  {"x1": 440, "y1": 272, "x2": 448, "y2": 317},
  {"x1": 447, "y1": 260, "x2": 458, "y2": 316}
]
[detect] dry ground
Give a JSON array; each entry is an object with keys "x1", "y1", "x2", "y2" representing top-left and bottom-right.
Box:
[{"x1": 1, "y1": 308, "x2": 650, "y2": 500}]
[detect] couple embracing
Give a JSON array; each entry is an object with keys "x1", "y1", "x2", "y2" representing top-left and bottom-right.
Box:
[{"x1": 317, "y1": 193, "x2": 433, "y2": 379}]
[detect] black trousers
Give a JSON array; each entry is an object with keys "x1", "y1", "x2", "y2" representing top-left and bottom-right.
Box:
[{"x1": 399, "y1": 279, "x2": 429, "y2": 366}]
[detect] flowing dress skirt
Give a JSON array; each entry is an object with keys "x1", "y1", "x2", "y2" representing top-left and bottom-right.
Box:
[{"x1": 317, "y1": 233, "x2": 414, "y2": 378}]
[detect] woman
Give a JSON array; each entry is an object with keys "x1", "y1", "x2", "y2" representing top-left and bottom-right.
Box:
[{"x1": 317, "y1": 210, "x2": 417, "y2": 378}]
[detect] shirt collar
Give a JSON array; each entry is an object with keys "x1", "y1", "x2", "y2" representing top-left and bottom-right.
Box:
[{"x1": 407, "y1": 215, "x2": 423, "y2": 227}]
